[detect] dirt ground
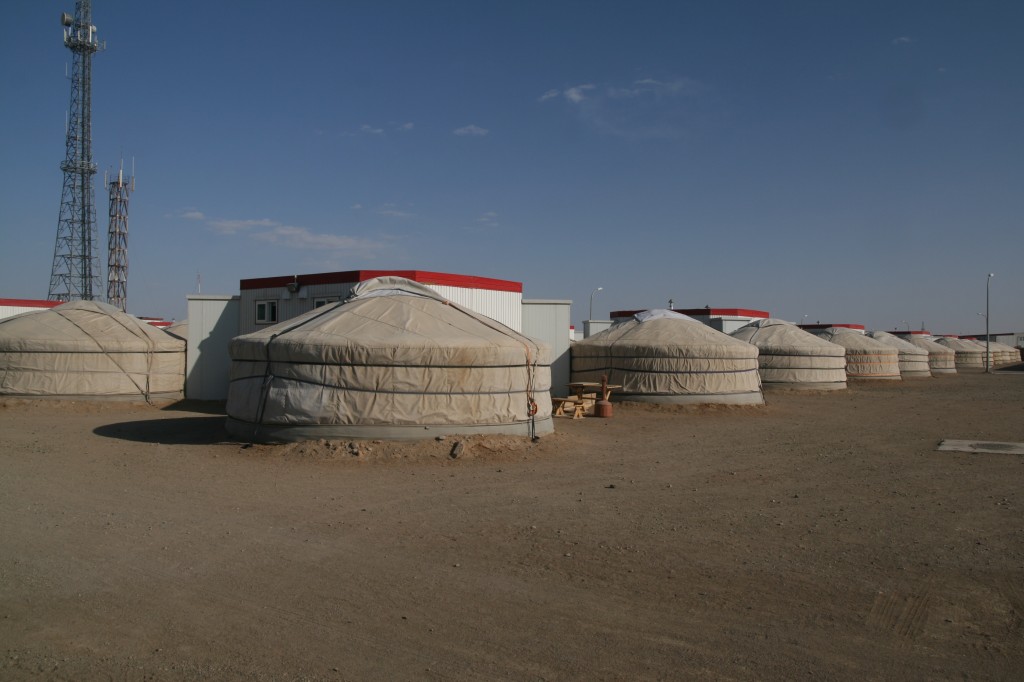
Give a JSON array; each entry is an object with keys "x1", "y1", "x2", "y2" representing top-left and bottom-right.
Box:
[{"x1": 1, "y1": 371, "x2": 1022, "y2": 681}]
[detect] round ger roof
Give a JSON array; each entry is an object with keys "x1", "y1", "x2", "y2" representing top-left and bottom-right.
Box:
[
  {"x1": 867, "y1": 331, "x2": 931, "y2": 378},
  {"x1": 731, "y1": 318, "x2": 846, "y2": 356},
  {"x1": 895, "y1": 335, "x2": 956, "y2": 374},
  {"x1": 571, "y1": 309, "x2": 763, "y2": 404},
  {"x1": 730, "y1": 318, "x2": 847, "y2": 390},
  {"x1": 226, "y1": 277, "x2": 553, "y2": 442},
  {"x1": 805, "y1": 327, "x2": 901, "y2": 380},
  {"x1": 933, "y1": 337, "x2": 987, "y2": 368},
  {"x1": 0, "y1": 300, "x2": 184, "y2": 353},
  {"x1": 0, "y1": 300, "x2": 185, "y2": 398}
]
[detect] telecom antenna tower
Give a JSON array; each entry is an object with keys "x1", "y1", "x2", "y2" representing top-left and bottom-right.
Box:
[
  {"x1": 48, "y1": 1, "x2": 105, "y2": 302},
  {"x1": 105, "y1": 163, "x2": 133, "y2": 312}
]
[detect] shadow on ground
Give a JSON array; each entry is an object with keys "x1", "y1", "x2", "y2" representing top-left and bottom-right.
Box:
[
  {"x1": 159, "y1": 399, "x2": 227, "y2": 415},
  {"x1": 94, "y1": 416, "x2": 231, "y2": 445},
  {"x1": 995, "y1": 362, "x2": 1024, "y2": 373}
]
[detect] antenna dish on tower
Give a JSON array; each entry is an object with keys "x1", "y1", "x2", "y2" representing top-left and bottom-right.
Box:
[{"x1": 61, "y1": 12, "x2": 73, "y2": 26}]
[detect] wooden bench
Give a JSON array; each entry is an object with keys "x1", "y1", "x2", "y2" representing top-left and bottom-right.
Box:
[{"x1": 551, "y1": 397, "x2": 587, "y2": 419}]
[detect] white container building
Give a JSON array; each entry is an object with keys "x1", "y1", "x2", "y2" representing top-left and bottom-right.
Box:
[
  {"x1": 611, "y1": 307, "x2": 770, "y2": 334},
  {"x1": 238, "y1": 270, "x2": 523, "y2": 336}
]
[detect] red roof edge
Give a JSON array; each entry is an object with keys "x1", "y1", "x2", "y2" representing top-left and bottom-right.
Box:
[
  {"x1": 240, "y1": 270, "x2": 522, "y2": 293},
  {"x1": 798, "y1": 323, "x2": 866, "y2": 331},
  {"x1": 0, "y1": 298, "x2": 62, "y2": 309},
  {"x1": 611, "y1": 307, "x2": 770, "y2": 318}
]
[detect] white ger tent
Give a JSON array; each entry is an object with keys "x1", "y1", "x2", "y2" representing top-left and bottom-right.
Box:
[
  {"x1": 963, "y1": 339, "x2": 1000, "y2": 366},
  {"x1": 989, "y1": 340, "x2": 1022, "y2": 365},
  {"x1": 896, "y1": 334, "x2": 956, "y2": 375},
  {"x1": 805, "y1": 327, "x2": 901, "y2": 380},
  {"x1": 977, "y1": 340, "x2": 1019, "y2": 366},
  {"x1": 226, "y1": 277, "x2": 552, "y2": 442},
  {"x1": 866, "y1": 331, "x2": 931, "y2": 378},
  {"x1": 164, "y1": 319, "x2": 188, "y2": 342},
  {"x1": 570, "y1": 309, "x2": 763, "y2": 405},
  {"x1": 933, "y1": 337, "x2": 986, "y2": 369},
  {"x1": 0, "y1": 300, "x2": 185, "y2": 399},
  {"x1": 730, "y1": 318, "x2": 847, "y2": 390},
  {"x1": 968, "y1": 340, "x2": 1008, "y2": 366}
]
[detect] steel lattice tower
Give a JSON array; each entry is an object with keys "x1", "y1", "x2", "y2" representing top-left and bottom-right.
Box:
[
  {"x1": 48, "y1": 1, "x2": 105, "y2": 302},
  {"x1": 106, "y1": 165, "x2": 132, "y2": 312}
]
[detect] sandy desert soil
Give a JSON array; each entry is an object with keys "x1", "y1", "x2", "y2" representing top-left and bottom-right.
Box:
[{"x1": 1, "y1": 371, "x2": 1023, "y2": 680}]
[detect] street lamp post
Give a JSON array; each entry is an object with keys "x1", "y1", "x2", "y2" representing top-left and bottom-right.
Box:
[
  {"x1": 986, "y1": 273, "x2": 994, "y2": 372},
  {"x1": 589, "y1": 287, "x2": 603, "y2": 321}
]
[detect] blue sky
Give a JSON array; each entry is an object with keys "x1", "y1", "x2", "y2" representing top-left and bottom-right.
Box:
[{"x1": 1, "y1": 1, "x2": 1021, "y2": 334}]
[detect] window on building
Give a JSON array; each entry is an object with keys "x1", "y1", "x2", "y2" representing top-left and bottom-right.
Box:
[
  {"x1": 256, "y1": 300, "x2": 278, "y2": 324},
  {"x1": 313, "y1": 297, "x2": 340, "y2": 309}
]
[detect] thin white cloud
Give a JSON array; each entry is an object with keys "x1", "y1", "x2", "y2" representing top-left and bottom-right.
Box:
[
  {"x1": 360, "y1": 124, "x2": 384, "y2": 135},
  {"x1": 209, "y1": 218, "x2": 277, "y2": 234},
  {"x1": 351, "y1": 203, "x2": 363, "y2": 210},
  {"x1": 892, "y1": 36, "x2": 913, "y2": 45},
  {"x1": 477, "y1": 211, "x2": 499, "y2": 228},
  {"x1": 564, "y1": 84, "x2": 595, "y2": 103},
  {"x1": 454, "y1": 124, "x2": 489, "y2": 137},
  {"x1": 540, "y1": 76, "x2": 704, "y2": 140},
  {"x1": 181, "y1": 210, "x2": 206, "y2": 221},
  {"x1": 378, "y1": 208, "x2": 416, "y2": 218},
  {"x1": 188, "y1": 213, "x2": 386, "y2": 256},
  {"x1": 608, "y1": 78, "x2": 700, "y2": 99},
  {"x1": 250, "y1": 225, "x2": 384, "y2": 253},
  {"x1": 396, "y1": 122, "x2": 414, "y2": 131}
]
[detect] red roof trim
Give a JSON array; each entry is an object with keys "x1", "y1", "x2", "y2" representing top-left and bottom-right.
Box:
[
  {"x1": 0, "y1": 298, "x2": 62, "y2": 309},
  {"x1": 798, "y1": 323, "x2": 866, "y2": 330},
  {"x1": 611, "y1": 307, "x2": 770, "y2": 318},
  {"x1": 240, "y1": 270, "x2": 522, "y2": 293}
]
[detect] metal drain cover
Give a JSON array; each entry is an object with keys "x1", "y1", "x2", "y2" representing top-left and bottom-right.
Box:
[{"x1": 937, "y1": 440, "x2": 1024, "y2": 455}]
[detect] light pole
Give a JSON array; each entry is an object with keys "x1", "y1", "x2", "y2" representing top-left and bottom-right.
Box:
[
  {"x1": 901, "y1": 320, "x2": 910, "y2": 332},
  {"x1": 986, "y1": 273, "x2": 994, "y2": 372},
  {"x1": 589, "y1": 287, "x2": 603, "y2": 321}
]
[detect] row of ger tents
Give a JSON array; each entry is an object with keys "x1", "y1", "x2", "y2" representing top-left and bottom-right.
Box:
[{"x1": 0, "y1": 277, "x2": 1019, "y2": 444}]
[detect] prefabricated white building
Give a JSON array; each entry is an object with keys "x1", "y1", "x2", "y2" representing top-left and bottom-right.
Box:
[
  {"x1": 185, "y1": 295, "x2": 240, "y2": 400},
  {"x1": 0, "y1": 298, "x2": 60, "y2": 321},
  {"x1": 238, "y1": 270, "x2": 523, "y2": 336},
  {"x1": 522, "y1": 299, "x2": 572, "y2": 395},
  {"x1": 612, "y1": 307, "x2": 770, "y2": 334}
]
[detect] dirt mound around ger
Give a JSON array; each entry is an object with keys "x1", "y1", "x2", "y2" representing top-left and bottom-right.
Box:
[{"x1": 250, "y1": 432, "x2": 554, "y2": 464}]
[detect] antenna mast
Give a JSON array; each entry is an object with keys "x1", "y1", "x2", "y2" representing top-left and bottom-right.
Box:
[
  {"x1": 48, "y1": 1, "x2": 105, "y2": 302},
  {"x1": 105, "y1": 162, "x2": 133, "y2": 312}
]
